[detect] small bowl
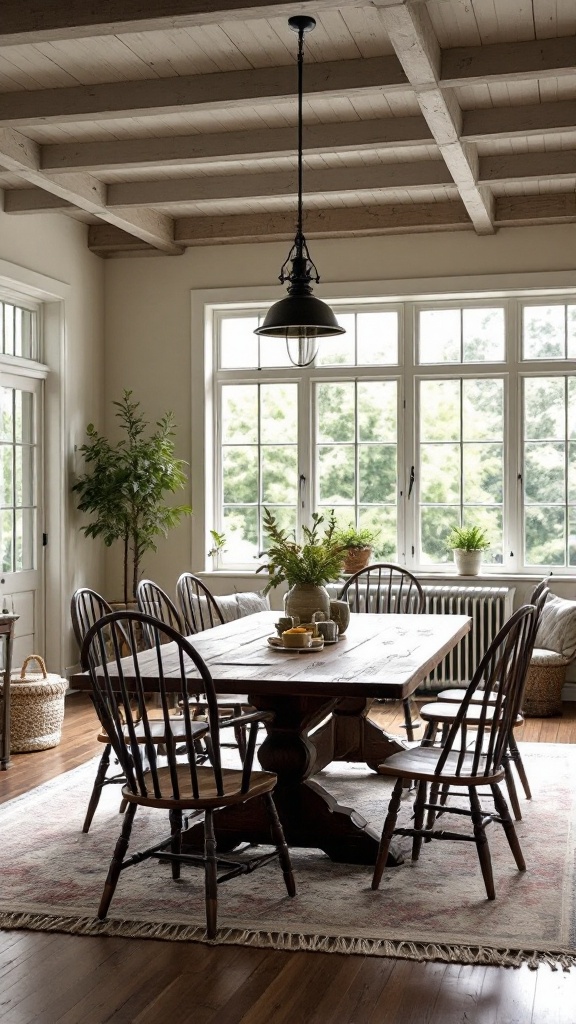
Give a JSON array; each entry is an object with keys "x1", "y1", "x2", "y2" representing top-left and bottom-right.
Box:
[{"x1": 282, "y1": 630, "x2": 313, "y2": 649}]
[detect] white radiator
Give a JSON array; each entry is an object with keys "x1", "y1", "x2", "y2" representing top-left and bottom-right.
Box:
[{"x1": 420, "y1": 585, "x2": 516, "y2": 691}]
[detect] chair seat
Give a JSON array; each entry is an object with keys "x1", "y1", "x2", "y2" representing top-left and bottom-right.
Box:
[
  {"x1": 420, "y1": 701, "x2": 499, "y2": 724},
  {"x1": 437, "y1": 687, "x2": 498, "y2": 704},
  {"x1": 377, "y1": 745, "x2": 505, "y2": 785},
  {"x1": 97, "y1": 719, "x2": 208, "y2": 745},
  {"x1": 122, "y1": 764, "x2": 277, "y2": 809}
]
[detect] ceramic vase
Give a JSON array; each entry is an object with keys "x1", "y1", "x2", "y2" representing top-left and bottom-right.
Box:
[
  {"x1": 453, "y1": 549, "x2": 482, "y2": 576},
  {"x1": 285, "y1": 583, "x2": 331, "y2": 623}
]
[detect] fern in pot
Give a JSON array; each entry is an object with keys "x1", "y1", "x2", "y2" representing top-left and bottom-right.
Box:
[
  {"x1": 333, "y1": 524, "x2": 378, "y2": 575},
  {"x1": 257, "y1": 508, "x2": 347, "y2": 622},
  {"x1": 448, "y1": 525, "x2": 490, "y2": 576}
]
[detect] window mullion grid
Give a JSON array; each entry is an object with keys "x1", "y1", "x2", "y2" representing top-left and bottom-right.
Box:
[
  {"x1": 459, "y1": 377, "x2": 464, "y2": 530},
  {"x1": 354, "y1": 379, "x2": 359, "y2": 527},
  {"x1": 561, "y1": 376, "x2": 565, "y2": 569},
  {"x1": 11, "y1": 389, "x2": 16, "y2": 572},
  {"x1": 299, "y1": 371, "x2": 313, "y2": 538},
  {"x1": 257, "y1": 382, "x2": 263, "y2": 557},
  {"x1": 402, "y1": 303, "x2": 415, "y2": 567}
]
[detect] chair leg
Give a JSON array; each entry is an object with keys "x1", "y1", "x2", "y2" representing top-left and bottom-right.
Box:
[
  {"x1": 372, "y1": 778, "x2": 403, "y2": 890},
  {"x1": 503, "y1": 755, "x2": 522, "y2": 821},
  {"x1": 469, "y1": 788, "x2": 495, "y2": 900},
  {"x1": 402, "y1": 697, "x2": 420, "y2": 742},
  {"x1": 508, "y1": 732, "x2": 532, "y2": 800},
  {"x1": 98, "y1": 801, "x2": 137, "y2": 919},
  {"x1": 82, "y1": 743, "x2": 112, "y2": 834},
  {"x1": 169, "y1": 807, "x2": 183, "y2": 880},
  {"x1": 233, "y1": 706, "x2": 247, "y2": 763},
  {"x1": 264, "y1": 792, "x2": 296, "y2": 897},
  {"x1": 411, "y1": 780, "x2": 427, "y2": 862},
  {"x1": 204, "y1": 809, "x2": 218, "y2": 939},
  {"x1": 491, "y1": 783, "x2": 526, "y2": 872},
  {"x1": 421, "y1": 721, "x2": 438, "y2": 748},
  {"x1": 425, "y1": 780, "x2": 441, "y2": 834}
]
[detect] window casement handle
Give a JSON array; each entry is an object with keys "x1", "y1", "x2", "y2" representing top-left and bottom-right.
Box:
[
  {"x1": 407, "y1": 465, "x2": 415, "y2": 500},
  {"x1": 299, "y1": 473, "x2": 306, "y2": 510}
]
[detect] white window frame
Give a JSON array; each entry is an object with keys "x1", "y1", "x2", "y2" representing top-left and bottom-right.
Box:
[{"x1": 192, "y1": 271, "x2": 576, "y2": 579}]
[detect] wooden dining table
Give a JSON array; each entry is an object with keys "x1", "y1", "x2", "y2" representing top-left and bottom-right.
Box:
[{"x1": 72, "y1": 609, "x2": 470, "y2": 865}]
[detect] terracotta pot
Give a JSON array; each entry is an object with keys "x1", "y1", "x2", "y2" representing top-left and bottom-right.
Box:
[
  {"x1": 284, "y1": 583, "x2": 331, "y2": 623},
  {"x1": 453, "y1": 549, "x2": 482, "y2": 576},
  {"x1": 343, "y1": 547, "x2": 372, "y2": 574}
]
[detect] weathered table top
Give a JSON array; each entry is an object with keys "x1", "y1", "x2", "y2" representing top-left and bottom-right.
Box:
[{"x1": 71, "y1": 610, "x2": 471, "y2": 700}]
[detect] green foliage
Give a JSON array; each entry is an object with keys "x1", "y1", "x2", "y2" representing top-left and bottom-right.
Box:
[
  {"x1": 72, "y1": 390, "x2": 192, "y2": 603},
  {"x1": 258, "y1": 508, "x2": 347, "y2": 594},
  {"x1": 333, "y1": 524, "x2": 378, "y2": 550},
  {"x1": 208, "y1": 529, "x2": 226, "y2": 558},
  {"x1": 447, "y1": 524, "x2": 490, "y2": 552}
]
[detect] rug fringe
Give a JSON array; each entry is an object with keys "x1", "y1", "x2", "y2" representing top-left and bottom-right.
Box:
[{"x1": 1, "y1": 911, "x2": 574, "y2": 971}]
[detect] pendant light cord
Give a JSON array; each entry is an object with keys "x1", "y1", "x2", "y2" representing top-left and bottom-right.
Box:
[{"x1": 296, "y1": 25, "x2": 304, "y2": 247}]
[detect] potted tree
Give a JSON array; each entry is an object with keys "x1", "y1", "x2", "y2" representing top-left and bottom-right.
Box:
[
  {"x1": 73, "y1": 390, "x2": 192, "y2": 605},
  {"x1": 257, "y1": 508, "x2": 347, "y2": 622},
  {"x1": 448, "y1": 525, "x2": 490, "y2": 576},
  {"x1": 333, "y1": 524, "x2": 378, "y2": 574}
]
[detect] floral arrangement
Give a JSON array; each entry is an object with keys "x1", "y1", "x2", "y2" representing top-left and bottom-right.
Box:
[{"x1": 257, "y1": 508, "x2": 347, "y2": 593}]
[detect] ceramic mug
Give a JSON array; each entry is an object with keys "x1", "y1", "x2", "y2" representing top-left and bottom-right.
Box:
[
  {"x1": 276, "y1": 614, "x2": 298, "y2": 635},
  {"x1": 329, "y1": 599, "x2": 350, "y2": 635},
  {"x1": 316, "y1": 620, "x2": 338, "y2": 642}
]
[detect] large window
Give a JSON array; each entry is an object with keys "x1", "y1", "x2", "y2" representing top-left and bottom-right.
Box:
[{"x1": 211, "y1": 294, "x2": 576, "y2": 574}]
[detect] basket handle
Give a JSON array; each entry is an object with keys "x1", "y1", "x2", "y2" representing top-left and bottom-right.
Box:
[{"x1": 19, "y1": 654, "x2": 48, "y2": 679}]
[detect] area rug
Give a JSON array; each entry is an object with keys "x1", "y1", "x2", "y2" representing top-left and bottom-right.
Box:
[{"x1": 1, "y1": 743, "x2": 575, "y2": 969}]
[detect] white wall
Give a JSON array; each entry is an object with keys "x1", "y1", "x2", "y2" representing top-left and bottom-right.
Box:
[
  {"x1": 103, "y1": 222, "x2": 576, "y2": 600},
  {"x1": 0, "y1": 206, "x2": 105, "y2": 672}
]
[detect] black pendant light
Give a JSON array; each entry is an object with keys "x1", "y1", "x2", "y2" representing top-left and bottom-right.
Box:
[{"x1": 254, "y1": 15, "x2": 345, "y2": 367}]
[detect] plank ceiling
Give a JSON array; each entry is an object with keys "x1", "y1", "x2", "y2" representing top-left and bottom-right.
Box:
[{"x1": 0, "y1": 0, "x2": 575, "y2": 257}]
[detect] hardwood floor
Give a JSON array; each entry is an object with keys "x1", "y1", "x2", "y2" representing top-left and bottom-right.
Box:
[{"x1": 1, "y1": 693, "x2": 576, "y2": 1024}]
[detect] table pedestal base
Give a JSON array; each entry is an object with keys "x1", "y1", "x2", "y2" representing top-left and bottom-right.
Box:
[{"x1": 182, "y1": 693, "x2": 407, "y2": 866}]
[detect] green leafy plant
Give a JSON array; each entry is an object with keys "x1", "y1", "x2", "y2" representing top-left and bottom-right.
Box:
[
  {"x1": 333, "y1": 524, "x2": 378, "y2": 551},
  {"x1": 208, "y1": 529, "x2": 227, "y2": 559},
  {"x1": 447, "y1": 525, "x2": 490, "y2": 552},
  {"x1": 73, "y1": 390, "x2": 192, "y2": 604},
  {"x1": 257, "y1": 508, "x2": 347, "y2": 594}
]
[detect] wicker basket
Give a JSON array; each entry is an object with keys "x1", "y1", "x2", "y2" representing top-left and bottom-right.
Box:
[
  {"x1": 343, "y1": 547, "x2": 372, "y2": 575},
  {"x1": 3, "y1": 655, "x2": 67, "y2": 752},
  {"x1": 522, "y1": 649, "x2": 569, "y2": 718}
]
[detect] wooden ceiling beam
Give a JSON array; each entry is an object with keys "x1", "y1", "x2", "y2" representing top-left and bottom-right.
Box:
[
  {"x1": 105, "y1": 160, "x2": 452, "y2": 208},
  {"x1": 376, "y1": 1, "x2": 494, "y2": 235},
  {"x1": 177, "y1": 200, "x2": 471, "y2": 244},
  {"x1": 0, "y1": 127, "x2": 182, "y2": 253},
  {"x1": 480, "y1": 151, "x2": 576, "y2": 184},
  {"x1": 0, "y1": 0, "x2": 373, "y2": 46},
  {"x1": 6, "y1": 160, "x2": 453, "y2": 213},
  {"x1": 442, "y1": 36, "x2": 576, "y2": 87},
  {"x1": 0, "y1": 56, "x2": 407, "y2": 128},
  {"x1": 42, "y1": 116, "x2": 433, "y2": 173},
  {"x1": 463, "y1": 100, "x2": 576, "y2": 141},
  {"x1": 86, "y1": 200, "x2": 470, "y2": 253},
  {"x1": 495, "y1": 193, "x2": 576, "y2": 226},
  {"x1": 38, "y1": 99, "x2": 576, "y2": 177}
]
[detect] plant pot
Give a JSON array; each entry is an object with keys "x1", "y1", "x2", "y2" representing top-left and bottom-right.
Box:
[
  {"x1": 453, "y1": 549, "x2": 482, "y2": 576},
  {"x1": 284, "y1": 584, "x2": 331, "y2": 623},
  {"x1": 343, "y1": 547, "x2": 372, "y2": 574}
]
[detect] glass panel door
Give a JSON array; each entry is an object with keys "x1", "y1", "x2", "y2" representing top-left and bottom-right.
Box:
[{"x1": 0, "y1": 374, "x2": 43, "y2": 665}]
